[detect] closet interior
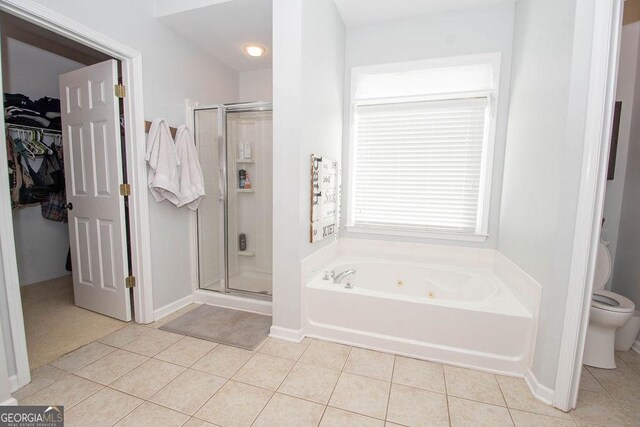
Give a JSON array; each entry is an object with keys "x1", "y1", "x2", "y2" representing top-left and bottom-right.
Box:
[{"x1": 1, "y1": 12, "x2": 123, "y2": 369}]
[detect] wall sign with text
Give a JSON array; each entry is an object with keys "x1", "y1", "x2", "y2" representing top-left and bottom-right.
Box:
[{"x1": 310, "y1": 154, "x2": 340, "y2": 243}]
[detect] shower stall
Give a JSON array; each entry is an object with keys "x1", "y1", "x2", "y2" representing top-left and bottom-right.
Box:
[{"x1": 194, "y1": 102, "x2": 273, "y2": 299}]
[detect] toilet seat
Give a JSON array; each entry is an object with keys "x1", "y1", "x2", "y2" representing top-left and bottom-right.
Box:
[{"x1": 592, "y1": 290, "x2": 635, "y2": 313}]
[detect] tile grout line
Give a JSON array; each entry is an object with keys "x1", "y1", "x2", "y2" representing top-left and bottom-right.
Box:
[
  {"x1": 383, "y1": 355, "x2": 396, "y2": 422},
  {"x1": 103, "y1": 395, "x2": 145, "y2": 427},
  {"x1": 195, "y1": 338, "x2": 289, "y2": 426},
  {"x1": 41, "y1": 374, "x2": 106, "y2": 411},
  {"x1": 579, "y1": 364, "x2": 637, "y2": 425},
  {"x1": 495, "y1": 374, "x2": 516, "y2": 426},
  {"x1": 188, "y1": 344, "x2": 262, "y2": 423},
  {"x1": 442, "y1": 364, "x2": 452, "y2": 427},
  {"x1": 318, "y1": 344, "x2": 354, "y2": 425}
]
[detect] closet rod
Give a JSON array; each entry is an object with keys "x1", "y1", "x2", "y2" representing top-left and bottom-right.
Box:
[
  {"x1": 144, "y1": 120, "x2": 177, "y2": 138},
  {"x1": 5, "y1": 123, "x2": 62, "y2": 134}
]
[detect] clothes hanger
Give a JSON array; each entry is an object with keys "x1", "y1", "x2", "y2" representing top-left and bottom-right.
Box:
[
  {"x1": 22, "y1": 130, "x2": 44, "y2": 157},
  {"x1": 33, "y1": 130, "x2": 53, "y2": 155},
  {"x1": 29, "y1": 130, "x2": 48, "y2": 157},
  {"x1": 12, "y1": 137, "x2": 36, "y2": 160}
]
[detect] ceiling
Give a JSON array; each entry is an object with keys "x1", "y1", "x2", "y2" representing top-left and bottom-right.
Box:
[
  {"x1": 156, "y1": 0, "x2": 272, "y2": 72},
  {"x1": 332, "y1": 0, "x2": 515, "y2": 28},
  {"x1": 155, "y1": 0, "x2": 516, "y2": 70}
]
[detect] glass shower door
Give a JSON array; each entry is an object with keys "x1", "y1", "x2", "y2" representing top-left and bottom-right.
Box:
[
  {"x1": 195, "y1": 108, "x2": 226, "y2": 292},
  {"x1": 225, "y1": 108, "x2": 273, "y2": 296}
]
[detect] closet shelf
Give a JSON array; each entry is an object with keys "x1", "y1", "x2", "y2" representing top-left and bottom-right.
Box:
[
  {"x1": 237, "y1": 188, "x2": 255, "y2": 193},
  {"x1": 238, "y1": 251, "x2": 255, "y2": 257},
  {"x1": 236, "y1": 159, "x2": 256, "y2": 164}
]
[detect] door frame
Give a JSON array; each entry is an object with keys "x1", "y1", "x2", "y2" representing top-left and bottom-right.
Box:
[
  {"x1": 0, "y1": 0, "x2": 154, "y2": 391},
  {"x1": 553, "y1": 0, "x2": 623, "y2": 411}
]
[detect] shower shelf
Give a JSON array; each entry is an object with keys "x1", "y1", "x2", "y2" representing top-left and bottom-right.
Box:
[
  {"x1": 238, "y1": 251, "x2": 255, "y2": 257},
  {"x1": 236, "y1": 159, "x2": 255, "y2": 164},
  {"x1": 237, "y1": 188, "x2": 255, "y2": 193}
]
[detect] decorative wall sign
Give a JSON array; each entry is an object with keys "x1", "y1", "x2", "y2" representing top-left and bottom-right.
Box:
[{"x1": 310, "y1": 154, "x2": 340, "y2": 243}]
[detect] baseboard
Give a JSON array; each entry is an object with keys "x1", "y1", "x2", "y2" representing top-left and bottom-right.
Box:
[
  {"x1": 154, "y1": 294, "x2": 194, "y2": 321},
  {"x1": 524, "y1": 368, "x2": 555, "y2": 405},
  {"x1": 8, "y1": 375, "x2": 18, "y2": 393},
  {"x1": 269, "y1": 326, "x2": 305, "y2": 343},
  {"x1": 1, "y1": 398, "x2": 17, "y2": 406},
  {"x1": 632, "y1": 340, "x2": 640, "y2": 355},
  {"x1": 193, "y1": 290, "x2": 272, "y2": 315}
]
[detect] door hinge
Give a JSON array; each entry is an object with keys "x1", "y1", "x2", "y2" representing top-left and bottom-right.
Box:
[
  {"x1": 114, "y1": 84, "x2": 126, "y2": 98},
  {"x1": 119, "y1": 183, "x2": 131, "y2": 196},
  {"x1": 125, "y1": 276, "x2": 136, "y2": 288}
]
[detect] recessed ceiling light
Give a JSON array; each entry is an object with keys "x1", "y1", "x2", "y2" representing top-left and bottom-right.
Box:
[{"x1": 243, "y1": 45, "x2": 266, "y2": 58}]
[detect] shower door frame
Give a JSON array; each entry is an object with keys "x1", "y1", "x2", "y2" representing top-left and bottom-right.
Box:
[{"x1": 194, "y1": 102, "x2": 273, "y2": 301}]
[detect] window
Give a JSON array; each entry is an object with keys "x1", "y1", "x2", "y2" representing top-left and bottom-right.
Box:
[{"x1": 347, "y1": 54, "x2": 500, "y2": 241}]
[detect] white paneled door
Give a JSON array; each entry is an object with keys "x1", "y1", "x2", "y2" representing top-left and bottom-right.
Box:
[{"x1": 59, "y1": 59, "x2": 131, "y2": 321}]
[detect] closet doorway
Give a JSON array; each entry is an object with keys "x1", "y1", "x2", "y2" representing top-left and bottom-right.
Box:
[{"x1": 0, "y1": 12, "x2": 137, "y2": 373}]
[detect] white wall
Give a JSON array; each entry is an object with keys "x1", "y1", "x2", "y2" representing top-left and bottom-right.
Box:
[
  {"x1": 239, "y1": 68, "x2": 272, "y2": 102},
  {"x1": 299, "y1": 1, "x2": 345, "y2": 259},
  {"x1": 28, "y1": 0, "x2": 239, "y2": 314},
  {"x1": 2, "y1": 37, "x2": 81, "y2": 285},
  {"x1": 272, "y1": 0, "x2": 345, "y2": 332},
  {"x1": 340, "y1": 4, "x2": 515, "y2": 248},
  {"x1": 612, "y1": 22, "x2": 640, "y2": 310},
  {"x1": 497, "y1": 0, "x2": 597, "y2": 389},
  {"x1": 602, "y1": 23, "x2": 640, "y2": 289}
]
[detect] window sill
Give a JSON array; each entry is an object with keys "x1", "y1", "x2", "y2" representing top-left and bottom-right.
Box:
[{"x1": 345, "y1": 225, "x2": 489, "y2": 243}]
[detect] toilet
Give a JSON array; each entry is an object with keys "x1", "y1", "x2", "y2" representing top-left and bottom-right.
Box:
[{"x1": 583, "y1": 240, "x2": 635, "y2": 369}]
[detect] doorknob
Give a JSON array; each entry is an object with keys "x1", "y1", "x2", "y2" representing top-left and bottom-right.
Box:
[{"x1": 66, "y1": 203, "x2": 73, "y2": 210}]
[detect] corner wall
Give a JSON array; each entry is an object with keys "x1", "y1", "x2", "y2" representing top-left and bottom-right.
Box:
[
  {"x1": 272, "y1": 0, "x2": 345, "y2": 333},
  {"x1": 497, "y1": 0, "x2": 597, "y2": 389}
]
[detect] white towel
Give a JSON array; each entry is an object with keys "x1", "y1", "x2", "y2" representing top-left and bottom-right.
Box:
[
  {"x1": 175, "y1": 125, "x2": 205, "y2": 210},
  {"x1": 145, "y1": 119, "x2": 180, "y2": 205}
]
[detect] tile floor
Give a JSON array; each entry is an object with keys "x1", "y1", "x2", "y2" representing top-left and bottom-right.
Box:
[{"x1": 13, "y1": 304, "x2": 640, "y2": 427}]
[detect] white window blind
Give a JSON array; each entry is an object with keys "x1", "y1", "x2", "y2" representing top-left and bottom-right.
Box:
[{"x1": 352, "y1": 97, "x2": 489, "y2": 234}]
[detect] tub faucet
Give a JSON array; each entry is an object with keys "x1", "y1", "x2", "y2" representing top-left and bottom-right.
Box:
[{"x1": 333, "y1": 269, "x2": 356, "y2": 284}]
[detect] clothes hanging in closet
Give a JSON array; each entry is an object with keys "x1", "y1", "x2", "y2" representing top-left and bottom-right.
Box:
[
  {"x1": 5, "y1": 93, "x2": 67, "y2": 222},
  {"x1": 6, "y1": 132, "x2": 67, "y2": 222}
]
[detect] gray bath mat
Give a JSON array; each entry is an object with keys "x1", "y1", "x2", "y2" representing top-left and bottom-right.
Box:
[{"x1": 160, "y1": 305, "x2": 271, "y2": 350}]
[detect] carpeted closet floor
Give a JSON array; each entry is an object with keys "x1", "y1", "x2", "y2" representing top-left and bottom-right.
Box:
[{"x1": 20, "y1": 276, "x2": 126, "y2": 369}]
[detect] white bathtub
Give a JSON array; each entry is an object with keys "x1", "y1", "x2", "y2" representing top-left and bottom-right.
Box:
[{"x1": 303, "y1": 240, "x2": 539, "y2": 375}]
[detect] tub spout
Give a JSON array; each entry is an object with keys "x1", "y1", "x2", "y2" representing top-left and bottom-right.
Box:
[{"x1": 333, "y1": 269, "x2": 356, "y2": 284}]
